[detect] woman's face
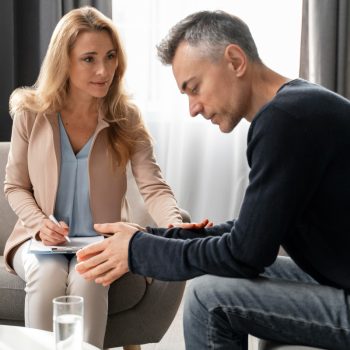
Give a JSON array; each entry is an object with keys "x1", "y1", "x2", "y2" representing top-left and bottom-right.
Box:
[{"x1": 68, "y1": 30, "x2": 118, "y2": 100}]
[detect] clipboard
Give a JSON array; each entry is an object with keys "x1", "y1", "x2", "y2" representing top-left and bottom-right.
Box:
[{"x1": 29, "y1": 236, "x2": 104, "y2": 254}]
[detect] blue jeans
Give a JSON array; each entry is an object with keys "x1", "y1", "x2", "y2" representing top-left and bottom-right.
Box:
[{"x1": 183, "y1": 256, "x2": 350, "y2": 350}]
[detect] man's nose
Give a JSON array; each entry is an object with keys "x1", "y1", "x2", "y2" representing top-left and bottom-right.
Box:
[{"x1": 189, "y1": 99, "x2": 203, "y2": 117}]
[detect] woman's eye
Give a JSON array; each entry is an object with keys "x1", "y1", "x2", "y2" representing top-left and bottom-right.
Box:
[
  {"x1": 83, "y1": 56, "x2": 94, "y2": 63},
  {"x1": 107, "y1": 53, "x2": 116, "y2": 60},
  {"x1": 191, "y1": 86, "x2": 198, "y2": 94}
]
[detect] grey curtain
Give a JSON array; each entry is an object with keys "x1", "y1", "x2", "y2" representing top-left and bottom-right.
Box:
[
  {"x1": 0, "y1": 0, "x2": 112, "y2": 141},
  {"x1": 299, "y1": 0, "x2": 350, "y2": 99}
]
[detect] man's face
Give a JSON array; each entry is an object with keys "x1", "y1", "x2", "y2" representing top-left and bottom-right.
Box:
[{"x1": 172, "y1": 42, "x2": 249, "y2": 133}]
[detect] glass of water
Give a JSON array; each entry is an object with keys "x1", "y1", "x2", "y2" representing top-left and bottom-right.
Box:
[{"x1": 53, "y1": 296, "x2": 84, "y2": 350}]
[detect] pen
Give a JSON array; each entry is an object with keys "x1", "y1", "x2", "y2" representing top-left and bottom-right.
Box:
[{"x1": 49, "y1": 214, "x2": 71, "y2": 242}]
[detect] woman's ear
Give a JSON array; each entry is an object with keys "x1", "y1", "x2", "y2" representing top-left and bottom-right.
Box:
[{"x1": 224, "y1": 44, "x2": 247, "y2": 77}]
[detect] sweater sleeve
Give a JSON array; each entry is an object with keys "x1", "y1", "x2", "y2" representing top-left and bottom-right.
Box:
[
  {"x1": 145, "y1": 220, "x2": 235, "y2": 239},
  {"x1": 129, "y1": 226, "x2": 262, "y2": 281},
  {"x1": 129, "y1": 106, "x2": 327, "y2": 281}
]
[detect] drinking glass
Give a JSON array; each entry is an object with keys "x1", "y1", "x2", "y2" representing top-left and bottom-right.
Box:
[{"x1": 53, "y1": 296, "x2": 84, "y2": 350}]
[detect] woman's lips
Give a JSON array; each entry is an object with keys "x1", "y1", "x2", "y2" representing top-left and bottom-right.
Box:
[{"x1": 91, "y1": 81, "x2": 108, "y2": 86}]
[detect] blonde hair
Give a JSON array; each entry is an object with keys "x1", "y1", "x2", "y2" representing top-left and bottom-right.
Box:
[{"x1": 10, "y1": 6, "x2": 151, "y2": 168}]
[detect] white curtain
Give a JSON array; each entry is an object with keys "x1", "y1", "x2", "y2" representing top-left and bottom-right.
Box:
[{"x1": 112, "y1": 0, "x2": 302, "y2": 223}]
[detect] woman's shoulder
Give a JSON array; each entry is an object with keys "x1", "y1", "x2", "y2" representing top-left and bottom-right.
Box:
[
  {"x1": 12, "y1": 107, "x2": 38, "y2": 124},
  {"x1": 10, "y1": 88, "x2": 38, "y2": 120},
  {"x1": 11, "y1": 105, "x2": 44, "y2": 141}
]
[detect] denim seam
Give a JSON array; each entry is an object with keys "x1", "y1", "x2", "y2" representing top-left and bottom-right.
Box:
[
  {"x1": 210, "y1": 305, "x2": 350, "y2": 333},
  {"x1": 207, "y1": 306, "x2": 245, "y2": 349}
]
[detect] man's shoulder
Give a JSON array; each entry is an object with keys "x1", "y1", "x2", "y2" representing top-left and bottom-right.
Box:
[
  {"x1": 274, "y1": 79, "x2": 350, "y2": 112},
  {"x1": 253, "y1": 79, "x2": 350, "y2": 130}
]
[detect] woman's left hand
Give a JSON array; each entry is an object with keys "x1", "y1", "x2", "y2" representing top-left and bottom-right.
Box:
[{"x1": 168, "y1": 218, "x2": 213, "y2": 230}]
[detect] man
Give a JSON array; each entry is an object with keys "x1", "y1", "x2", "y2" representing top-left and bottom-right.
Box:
[{"x1": 76, "y1": 11, "x2": 350, "y2": 350}]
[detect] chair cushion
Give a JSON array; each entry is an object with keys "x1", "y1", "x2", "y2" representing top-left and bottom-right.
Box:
[{"x1": 0, "y1": 257, "x2": 25, "y2": 322}]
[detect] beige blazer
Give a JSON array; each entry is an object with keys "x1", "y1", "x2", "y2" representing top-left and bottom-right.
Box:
[{"x1": 4, "y1": 110, "x2": 182, "y2": 273}]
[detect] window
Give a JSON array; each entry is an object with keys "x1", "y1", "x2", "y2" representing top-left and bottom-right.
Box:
[{"x1": 112, "y1": 0, "x2": 303, "y2": 223}]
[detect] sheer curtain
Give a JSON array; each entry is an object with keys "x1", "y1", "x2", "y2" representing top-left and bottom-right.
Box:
[{"x1": 112, "y1": 0, "x2": 302, "y2": 223}]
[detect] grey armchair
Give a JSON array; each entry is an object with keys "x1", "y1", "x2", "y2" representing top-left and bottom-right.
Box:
[{"x1": 0, "y1": 141, "x2": 189, "y2": 349}]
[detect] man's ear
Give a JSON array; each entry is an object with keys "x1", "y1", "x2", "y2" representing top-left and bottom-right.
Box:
[{"x1": 224, "y1": 44, "x2": 247, "y2": 77}]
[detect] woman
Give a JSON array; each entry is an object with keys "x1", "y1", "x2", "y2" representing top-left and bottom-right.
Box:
[{"x1": 3, "y1": 6, "x2": 183, "y2": 349}]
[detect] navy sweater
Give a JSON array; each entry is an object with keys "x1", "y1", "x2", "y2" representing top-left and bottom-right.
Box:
[{"x1": 128, "y1": 79, "x2": 350, "y2": 291}]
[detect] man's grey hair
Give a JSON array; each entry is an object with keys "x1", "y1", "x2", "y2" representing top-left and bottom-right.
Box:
[{"x1": 157, "y1": 10, "x2": 261, "y2": 65}]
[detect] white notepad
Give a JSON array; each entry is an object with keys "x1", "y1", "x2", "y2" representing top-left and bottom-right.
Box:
[{"x1": 29, "y1": 236, "x2": 104, "y2": 254}]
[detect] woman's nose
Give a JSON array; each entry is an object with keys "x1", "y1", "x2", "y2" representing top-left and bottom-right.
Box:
[{"x1": 96, "y1": 62, "x2": 108, "y2": 77}]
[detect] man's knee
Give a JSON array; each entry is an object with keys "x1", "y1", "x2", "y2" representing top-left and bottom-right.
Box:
[
  {"x1": 185, "y1": 275, "x2": 240, "y2": 312},
  {"x1": 185, "y1": 275, "x2": 216, "y2": 304},
  {"x1": 184, "y1": 276, "x2": 216, "y2": 320},
  {"x1": 187, "y1": 274, "x2": 250, "y2": 301},
  {"x1": 185, "y1": 274, "x2": 264, "y2": 321},
  {"x1": 183, "y1": 275, "x2": 251, "y2": 338}
]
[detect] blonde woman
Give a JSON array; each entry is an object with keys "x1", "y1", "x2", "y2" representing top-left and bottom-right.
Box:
[{"x1": 3, "y1": 6, "x2": 182, "y2": 349}]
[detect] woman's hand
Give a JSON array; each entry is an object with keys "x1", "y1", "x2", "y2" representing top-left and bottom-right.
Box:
[
  {"x1": 38, "y1": 218, "x2": 69, "y2": 246},
  {"x1": 168, "y1": 218, "x2": 213, "y2": 230},
  {"x1": 94, "y1": 222, "x2": 145, "y2": 237}
]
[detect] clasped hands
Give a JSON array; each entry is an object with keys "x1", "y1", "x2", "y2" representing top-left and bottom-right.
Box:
[{"x1": 75, "y1": 219, "x2": 213, "y2": 286}]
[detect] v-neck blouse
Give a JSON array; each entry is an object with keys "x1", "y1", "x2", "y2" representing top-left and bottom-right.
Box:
[{"x1": 54, "y1": 114, "x2": 97, "y2": 237}]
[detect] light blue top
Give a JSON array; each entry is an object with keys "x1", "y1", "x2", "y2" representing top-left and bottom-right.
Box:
[{"x1": 54, "y1": 114, "x2": 97, "y2": 237}]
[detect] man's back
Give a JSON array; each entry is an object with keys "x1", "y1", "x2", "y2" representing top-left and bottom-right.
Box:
[{"x1": 245, "y1": 79, "x2": 350, "y2": 290}]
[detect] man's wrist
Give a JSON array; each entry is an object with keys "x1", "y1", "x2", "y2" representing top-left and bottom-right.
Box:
[{"x1": 127, "y1": 230, "x2": 144, "y2": 272}]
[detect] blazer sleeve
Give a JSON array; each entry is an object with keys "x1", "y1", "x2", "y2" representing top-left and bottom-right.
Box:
[
  {"x1": 130, "y1": 134, "x2": 183, "y2": 228},
  {"x1": 4, "y1": 111, "x2": 47, "y2": 237}
]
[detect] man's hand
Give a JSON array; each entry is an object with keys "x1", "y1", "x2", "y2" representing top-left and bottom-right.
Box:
[
  {"x1": 75, "y1": 222, "x2": 140, "y2": 286},
  {"x1": 168, "y1": 218, "x2": 213, "y2": 230}
]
